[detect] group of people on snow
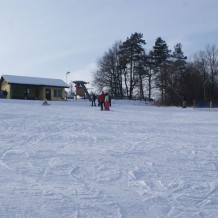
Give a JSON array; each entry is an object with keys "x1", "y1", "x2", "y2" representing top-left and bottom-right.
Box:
[{"x1": 91, "y1": 91, "x2": 111, "y2": 111}]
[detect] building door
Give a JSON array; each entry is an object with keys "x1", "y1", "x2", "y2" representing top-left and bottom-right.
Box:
[
  {"x1": 35, "y1": 89, "x2": 39, "y2": 100},
  {"x1": 45, "y1": 89, "x2": 51, "y2": 100}
]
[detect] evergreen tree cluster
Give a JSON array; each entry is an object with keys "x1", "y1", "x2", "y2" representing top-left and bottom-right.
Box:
[{"x1": 92, "y1": 32, "x2": 218, "y2": 106}]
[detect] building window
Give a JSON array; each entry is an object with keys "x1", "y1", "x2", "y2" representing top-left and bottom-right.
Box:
[{"x1": 54, "y1": 89, "x2": 62, "y2": 97}]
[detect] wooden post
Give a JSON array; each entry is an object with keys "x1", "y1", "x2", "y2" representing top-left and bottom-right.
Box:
[
  {"x1": 182, "y1": 100, "x2": 186, "y2": 108},
  {"x1": 210, "y1": 100, "x2": 213, "y2": 111},
  {"x1": 193, "y1": 100, "x2": 196, "y2": 109}
]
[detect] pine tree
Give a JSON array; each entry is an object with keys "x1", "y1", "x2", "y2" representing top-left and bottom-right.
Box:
[
  {"x1": 152, "y1": 37, "x2": 171, "y2": 103},
  {"x1": 145, "y1": 50, "x2": 157, "y2": 100},
  {"x1": 169, "y1": 43, "x2": 187, "y2": 105},
  {"x1": 119, "y1": 32, "x2": 146, "y2": 99}
]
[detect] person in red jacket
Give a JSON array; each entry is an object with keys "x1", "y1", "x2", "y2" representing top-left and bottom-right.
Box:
[{"x1": 98, "y1": 91, "x2": 105, "y2": 110}]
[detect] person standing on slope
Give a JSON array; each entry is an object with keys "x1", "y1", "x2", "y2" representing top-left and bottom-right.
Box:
[
  {"x1": 91, "y1": 94, "x2": 97, "y2": 106},
  {"x1": 99, "y1": 91, "x2": 105, "y2": 111},
  {"x1": 104, "y1": 93, "x2": 110, "y2": 111}
]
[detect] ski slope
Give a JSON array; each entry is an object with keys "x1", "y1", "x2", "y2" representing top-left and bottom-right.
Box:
[{"x1": 0, "y1": 99, "x2": 217, "y2": 218}]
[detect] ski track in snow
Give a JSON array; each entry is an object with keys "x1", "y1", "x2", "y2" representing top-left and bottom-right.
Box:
[{"x1": 0, "y1": 99, "x2": 218, "y2": 218}]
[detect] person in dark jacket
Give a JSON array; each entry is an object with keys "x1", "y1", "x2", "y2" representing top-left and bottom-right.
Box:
[
  {"x1": 3, "y1": 89, "x2": 8, "y2": 98},
  {"x1": 109, "y1": 94, "x2": 111, "y2": 107},
  {"x1": 91, "y1": 94, "x2": 97, "y2": 106}
]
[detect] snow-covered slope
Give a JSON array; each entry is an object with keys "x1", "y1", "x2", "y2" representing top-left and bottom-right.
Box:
[{"x1": 0, "y1": 99, "x2": 217, "y2": 218}]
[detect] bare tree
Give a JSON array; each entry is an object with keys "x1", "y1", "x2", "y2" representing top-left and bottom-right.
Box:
[
  {"x1": 92, "y1": 41, "x2": 123, "y2": 97},
  {"x1": 193, "y1": 51, "x2": 209, "y2": 100},
  {"x1": 205, "y1": 44, "x2": 218, "y2": 100},
  {"x1": 193, "y1": 44, "x2": 218, "y2": 101}
]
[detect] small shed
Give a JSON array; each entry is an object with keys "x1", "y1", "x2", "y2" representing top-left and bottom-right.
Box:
[{"x1": 0, "y1": 75, "x2": 69, "y2": 101}]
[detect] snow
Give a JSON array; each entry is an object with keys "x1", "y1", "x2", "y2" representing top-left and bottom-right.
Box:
[{"x1": 0, "y1": 99, "x2": 217, "y2": 218}]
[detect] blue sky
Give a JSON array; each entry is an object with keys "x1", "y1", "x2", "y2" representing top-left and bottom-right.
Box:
[{"x1": 0, "y1": 0, "x2": 218, "y2": 85}]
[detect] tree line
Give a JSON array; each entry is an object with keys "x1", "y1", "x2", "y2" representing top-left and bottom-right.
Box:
[{"x1": 92, "y1": 32, "x2": 218, "y2": 106}]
